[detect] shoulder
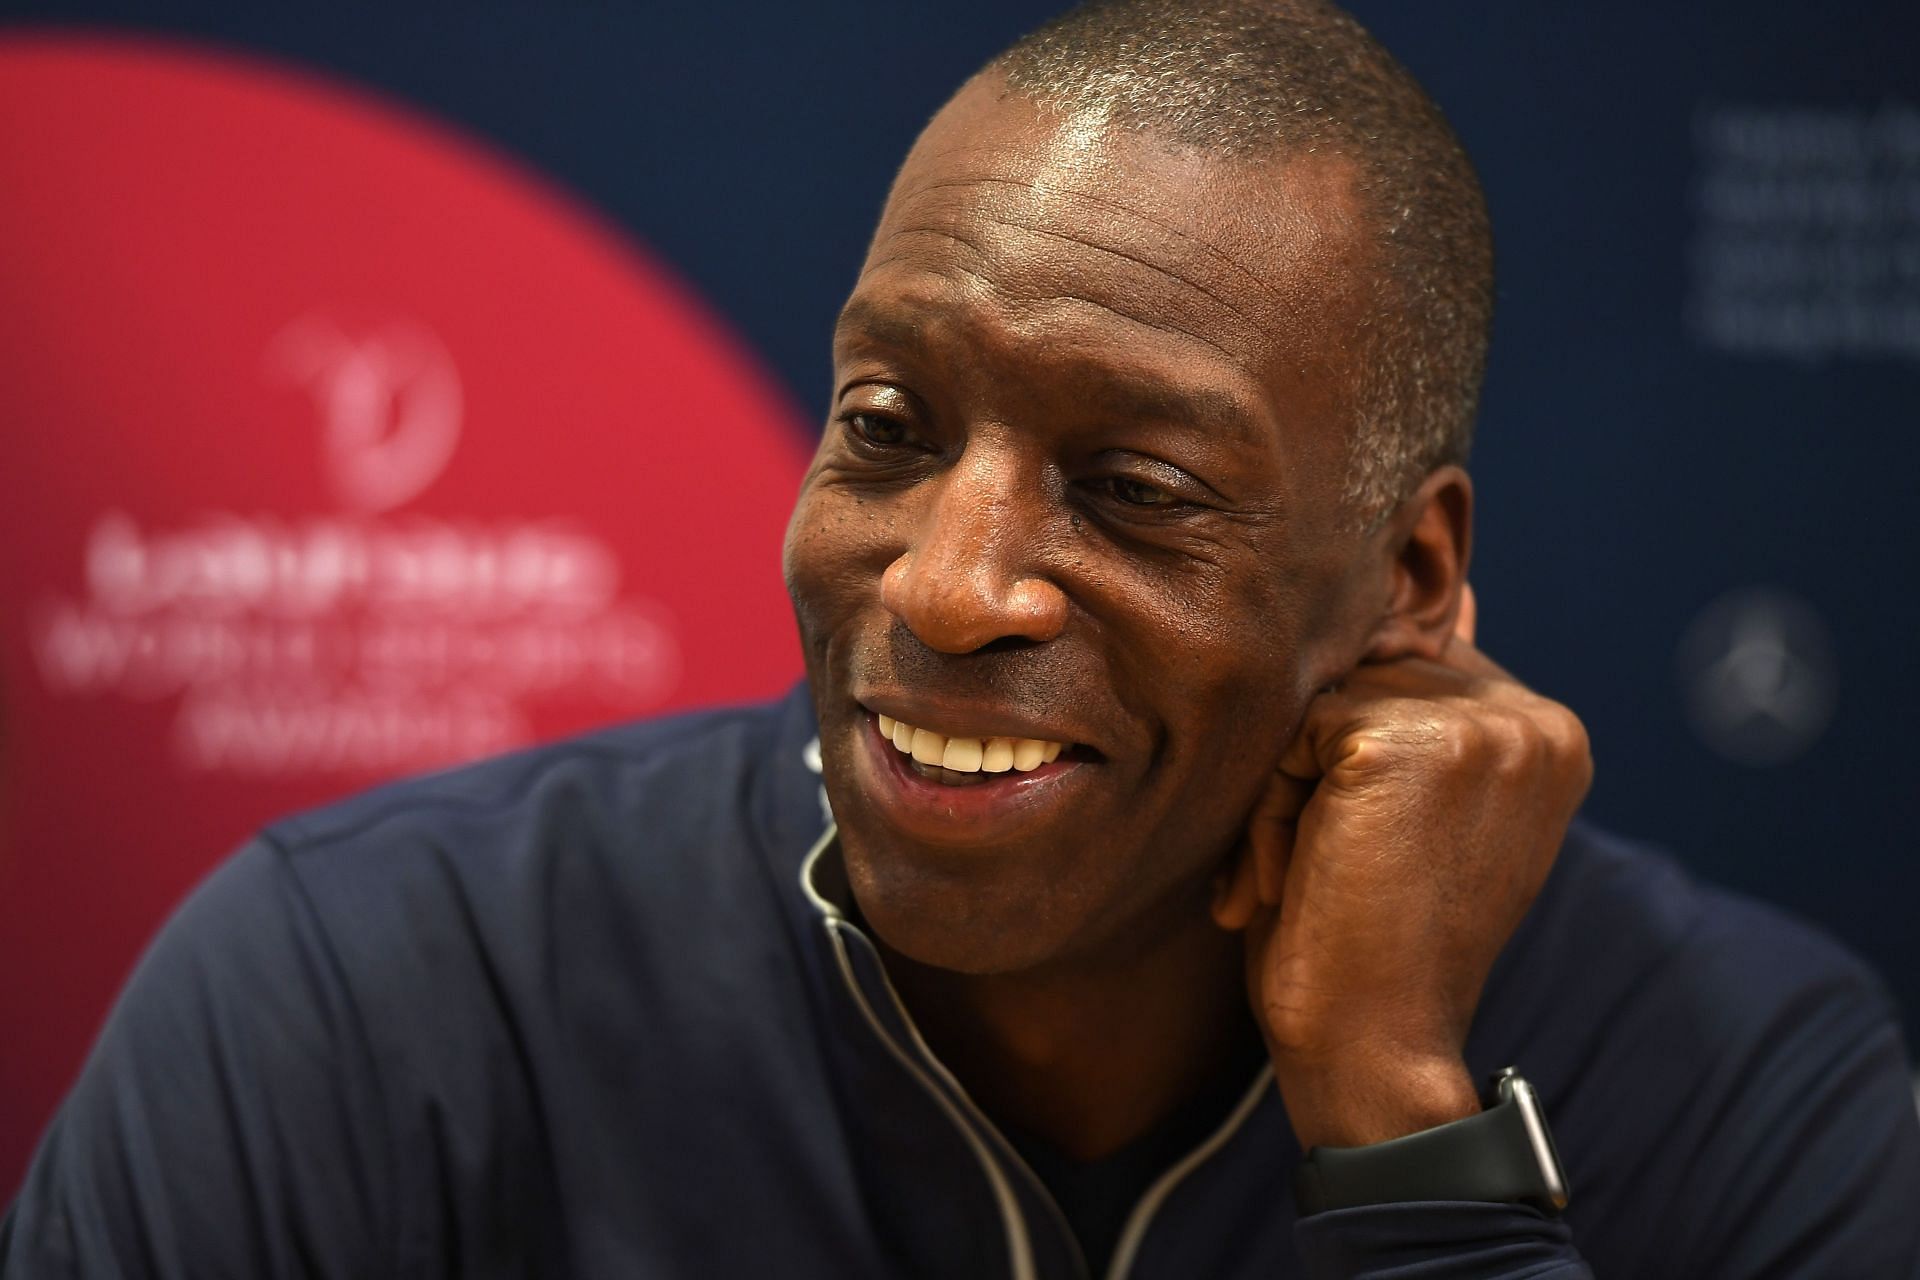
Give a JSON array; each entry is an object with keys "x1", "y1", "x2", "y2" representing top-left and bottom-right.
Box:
[
  {"x1": 271, "y1": 691, "x2": 805, "y2": 863},
  {"x1": 245, "y1": 683, "x2": 828, "y2": 1027},
  {"x1": 1501, "y1": 822, "x2": 1899, "y2": 1054},
  {"x1": 80, "y1": 688, "x2": 831, "y2": 1125},
  {"x1": 84, "y1": 689, "x2": 827, "y2": 1072},
  {"x1": 1480, "y1": 820, "x2": 1906, "y2": 1093},
  {"x1": 1479, "y1": 822, "x2": 1920, "y2": 1276},
  {"x1": 3, "y1": 693, "x2": 830, "y2": 1275},
  {"x1": 259, "y1": 686, "x2": 822, "y2": 921}
]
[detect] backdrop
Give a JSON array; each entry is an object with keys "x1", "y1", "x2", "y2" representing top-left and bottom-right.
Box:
[{"x1": 2, "y1": 0, "x2": 1916, "y2": 1197}]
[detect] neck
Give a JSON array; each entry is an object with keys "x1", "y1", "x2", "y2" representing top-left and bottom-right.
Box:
[{"x1": 878, "y1": 883, "x2": 1259, "y2": 1162}]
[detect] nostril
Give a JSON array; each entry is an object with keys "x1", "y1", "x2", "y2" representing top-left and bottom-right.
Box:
[
  {"x1": 880, "y1": 544, "x2": 1066, "y2": 651},
  {"x1": 974, "y1": 635, "x2": 1038, "y2": 655}
]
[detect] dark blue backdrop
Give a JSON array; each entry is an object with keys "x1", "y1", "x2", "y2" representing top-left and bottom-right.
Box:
[{"x1": 6, "y1": 1, "x2": 1916, "y2": 1028}]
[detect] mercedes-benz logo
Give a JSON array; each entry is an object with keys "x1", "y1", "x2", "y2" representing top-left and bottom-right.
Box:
[{"x1": 1677, "y1": 587, "x2": 1837, "y2": 768}]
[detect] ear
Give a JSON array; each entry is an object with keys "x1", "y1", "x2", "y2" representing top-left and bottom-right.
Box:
[{"x1": 1362, "y1": 465, "x2": 1473, "y2": 664}]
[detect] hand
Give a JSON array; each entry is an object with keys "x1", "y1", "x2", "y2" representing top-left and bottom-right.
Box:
[{"x1": 1211, "y1": 587, "x2": 1593, "y2": 1149}]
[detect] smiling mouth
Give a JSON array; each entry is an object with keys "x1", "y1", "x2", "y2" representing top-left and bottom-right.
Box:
[{"x1": 876, "y1": 712, "x2": 1072, "y2": 787}]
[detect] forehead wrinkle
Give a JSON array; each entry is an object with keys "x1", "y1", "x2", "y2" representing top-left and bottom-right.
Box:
[
  {"x1": 859, "y1": 224, "x2": 993, "y2": 275},
  {"x1": 1025, "y1": 290, "x2": 1243, "y2": 364},
  {"x1": 866, "y1": 217, "x2": 1254, "y2": 354},
  {"x1": 885, "y1": 166, "x2": 1319, "y2": 320},
  {"x1": 844, "y1": 262, "x2": 1245, "y2": 372},
  {"x1": 872, "y1": 203, "x2": 1269, "y2": 362},
  {"x1": 972, "y1": 211, "x2": 1263, "y2": 340},
  {"x1": 877, "y1": 189, "x2": 1355, "y2": 377}
]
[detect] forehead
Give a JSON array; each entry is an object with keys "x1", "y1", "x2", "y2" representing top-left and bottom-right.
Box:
[{"x1": 842, "y1": 81, "x2": 1374, "y2": 465}]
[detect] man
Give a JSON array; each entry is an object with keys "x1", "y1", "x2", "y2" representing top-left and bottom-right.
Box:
[{"x1": 5, "y1": 1, "x2": 1917, "y2": 1276}]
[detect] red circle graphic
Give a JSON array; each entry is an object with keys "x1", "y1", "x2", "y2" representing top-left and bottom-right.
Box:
[{"x1": 0, "y1": 34, "x2": 814, "y2": 1190}]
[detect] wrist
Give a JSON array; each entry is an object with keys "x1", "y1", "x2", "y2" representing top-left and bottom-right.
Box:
[
  {"x1": 1274, "y1": 1047, "x2": 1479, "y2": 1150},
  {"x1": 1292, "y1": 1067, "x2": 1573, "y2": 1217}
]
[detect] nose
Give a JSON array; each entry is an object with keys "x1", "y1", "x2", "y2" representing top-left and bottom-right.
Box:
[{"x1": 879, "y1": 449, "x2": 1068, "y2": 654}]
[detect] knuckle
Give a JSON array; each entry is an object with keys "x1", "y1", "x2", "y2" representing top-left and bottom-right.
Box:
[
  {"x1": 1490, "y1": 740, "x2": 1536, "y2": 786},
  {"x1": 1432, "y1": 716, "x2": 1485, "y2": 768},
  {"x1": 1540, "y1": 704, "x2": 1594, "y2": 778},
  {"x1": 1339, "y1": 733, "x2": 1397, "y2": 776}
]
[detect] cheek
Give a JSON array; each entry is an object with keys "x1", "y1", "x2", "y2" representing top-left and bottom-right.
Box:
[
  {"x1": 1137, "y1": 563, "x2": 1310, "y2": 713},
  {"x1": 1175, "y1": 643, "x2": 1307, "y2": 806},
  {"x1": 781, "y1": 486, "x2": 829, "y2": 636},
  {"x1": 1126, "y1": 559, "x2": 1336, "y2": 796},
  {"x1": 784, "y1": 481, "x2": 892, "y2": 642}
]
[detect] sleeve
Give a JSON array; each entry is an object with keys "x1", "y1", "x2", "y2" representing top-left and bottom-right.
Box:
[
  {"x1": 1660, "y1": 950, "x2": 1920, "y2": 1278},
  {"x1": 0, "y1": 838, "x2": 395, "y2": 1279},
  {"x1": 1293, "y1": 1201, "x2": 1590, "y2": 1278},
  {"x1": 1291, "y1": 907, "x2": 1920, "y2": 1279}
]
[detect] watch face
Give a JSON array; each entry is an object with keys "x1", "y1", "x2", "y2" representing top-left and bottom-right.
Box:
[{"x1": 1507, "y1": 1075, "x2": 1571, "y2": 1211}]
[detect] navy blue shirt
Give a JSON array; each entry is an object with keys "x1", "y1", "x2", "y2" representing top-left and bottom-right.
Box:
[{"x1": 5, "y1": 686, "x2": 1917, "y2": 1277}]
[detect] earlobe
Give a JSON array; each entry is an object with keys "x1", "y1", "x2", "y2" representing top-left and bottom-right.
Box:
[{"x1": 1362, "y1": 466, "x2": 1473, "y2": 664}]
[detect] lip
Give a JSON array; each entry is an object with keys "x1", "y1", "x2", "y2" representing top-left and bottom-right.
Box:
[
  {"x1": 850, "y1": 709, "x2": 1097, "y2": 847},
  {"x1": 855, "y1": 693, "x2": 1091, "y2": 754}
]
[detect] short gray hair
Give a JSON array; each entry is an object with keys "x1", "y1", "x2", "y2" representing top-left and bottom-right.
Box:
[{"x1": 994, "y1": 0, "x2": 1493, "y2": 520}]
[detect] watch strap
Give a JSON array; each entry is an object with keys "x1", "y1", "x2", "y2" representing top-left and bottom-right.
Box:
[{"x1": 1292, "y1": 1068, "x2": 1569, "y2": 1217}]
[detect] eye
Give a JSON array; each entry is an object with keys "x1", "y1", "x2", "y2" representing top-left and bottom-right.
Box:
[
  {"x1": 1105, "y1": 476, "x2": 1178, "y2": 508},
  {"x1": 843, "y1": 411, "x2": 911, "y2": 449}
]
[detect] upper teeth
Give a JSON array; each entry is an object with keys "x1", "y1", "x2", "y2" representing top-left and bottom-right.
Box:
[{"x1": 877, "y1": 714, "x2": 1065, "y2": 773}]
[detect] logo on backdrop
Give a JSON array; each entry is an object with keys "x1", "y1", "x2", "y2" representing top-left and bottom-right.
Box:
[
  {"x1": 29, "y1": 318, "x2": 681, "y2": 777},
  {"x1": 272, "y1": 317, "x2": 464, "y2": 514},
  {"x1": 1677, "y1": 587, "x2": 1837, "y2": 768}
]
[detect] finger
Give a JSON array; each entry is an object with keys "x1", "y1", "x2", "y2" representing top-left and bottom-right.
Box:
[
  {"x1": 1246, "y1": 770, "x2": 1309, "y2": 907},
  {"x1": 1250, "y1": 768, "x2": 1313, "y2": 828},
  {"x1": 1254, "y1": 819, "x2": 1294, "y2": 907},
  {"x1": 1453, "y1": 581, "x2": 1477, "y2": 646},
  {"x1": 1281, "y1": 639, "x2": 1527, "y2": 783},
  {"x1": 1278, "y1": 685, "x2": 1359, "y2": 782},
  {"x1": 1211, "y1": 842, "x2": 1262, "y2": 930}
]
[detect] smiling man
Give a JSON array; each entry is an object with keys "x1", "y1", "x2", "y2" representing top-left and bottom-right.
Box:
[
  {"x1": 791, "y1": 41, "x2": 1547, "y2": 1163},
  {"x1": 6, "y1": 2, "x2": 1919, "y2": 1278}
]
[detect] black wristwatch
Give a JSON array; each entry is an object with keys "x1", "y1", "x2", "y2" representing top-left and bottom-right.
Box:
[{"x1": 1292, "y1": 1067, "x2": 1570, "y2": 1217}]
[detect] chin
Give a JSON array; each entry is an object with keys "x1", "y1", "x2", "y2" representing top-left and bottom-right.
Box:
[{"x1": 839, "y1": 831, "x2": 1084, "y2": 977}]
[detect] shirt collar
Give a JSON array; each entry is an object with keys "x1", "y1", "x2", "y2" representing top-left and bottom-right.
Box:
[{"x1": 799, "y1": 821, "x2": 854, "y2": 923}]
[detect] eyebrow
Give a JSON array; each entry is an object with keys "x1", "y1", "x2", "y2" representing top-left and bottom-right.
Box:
[
  {"x1": 1076, "y1": 371, "x2": 1262, "y2": 445},
  {"x1": 833, "y1": 298, "x2": 1264, "y2": 445},
  {"x1": 833, "y1": 297, "x2": 930, "y2": 355}
]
